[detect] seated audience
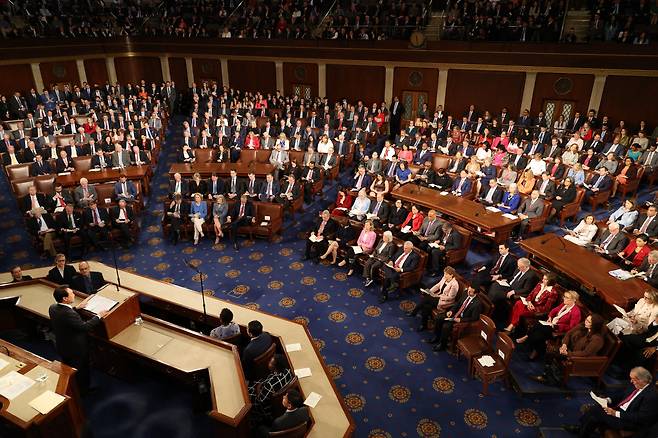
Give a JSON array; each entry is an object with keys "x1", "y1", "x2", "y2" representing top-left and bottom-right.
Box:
[
  {"x1": 256, "y1": 389, "x2": 309, "y2": 437},
  {"x1": 617, "y1": 234, "x2": 651, "y2": 269},
  {"x1": 46, "y1": 254, "x2": 77, "y2": 285},
  {"x1": 608, "y1": 290, "x2": 658, "y2": 336},
  {"x1": 71, "y1": 261, "x2": 106, "y2": 294}
]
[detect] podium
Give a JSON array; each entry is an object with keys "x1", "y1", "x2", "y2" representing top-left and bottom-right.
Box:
[{"x1": 0, "y1": 339, "x2": 85, "y2": 438}]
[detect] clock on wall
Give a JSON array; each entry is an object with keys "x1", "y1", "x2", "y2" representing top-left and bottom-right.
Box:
[{"x1": 409, "y1": 31, "x2": 426, "y2": 49}]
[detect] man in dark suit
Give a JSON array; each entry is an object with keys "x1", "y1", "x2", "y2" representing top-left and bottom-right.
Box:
[
  {"x1": 258, "y1": 173, "x2": 280, "y2": 202},
  {"x1": 563, "y1": 367, "x2": 658, "y2": 437},
  {"x1": 109, "y1": 199, "x2": 135, "y2": 248},
  {"x1": 414, "y1": 161, "x2": 436, "y2": 187},
  {"x1": 451, "y1": 170, "x2": 472, "y2": 197},
  {"x1": 224, "y1": 169, "x2": 244, "y2": 200},
  {"x1": 430, "y1": 286, "x2": 482, "y2": 351},
  {"x1": 206, "y1": 173, "x2": 225, "y2": 200},
  {"x1": 46, "y1": 254, "x2": 77, "y2": 285},
  {"x1": 516, "y1": 190, "x2": 545, "y2": 239},
  {"x1": 169, "y1": 172, "x2": 189, "y2": 198},
  {"x1": 632, "y1": 251, "x2": 658, "y2": 288},
  {"x1": 83, "y1": 200, "x2": 110, "y2": 250},
  {"x1": 227, "y1": 193, "x2": 255, "y2": 250},
  {"x1": 583, "y1": 167, "x2": 612, "y2": 203},
  {"x1": 71, "y1": 261, "x2": 106, "y2": 294},
  {"x1": 487, "y1": 257, "x2": 539, "y2": 325},
  {"x1": 49, "y1": 286, "x2": 108, "y2": 393},
  {"x1": 277, "y1": 175, "x2": 301, "y2": 214},
  {"x1": 304, "y1": 210, "x2": 337, "y2": 262},
  {"x1": 594, "y1": 222, "x2": 629, "y2": 256},
  {"x1": 241, "y1": 320, "x2": 274, "y2": 381},
  {"x1": 367, "y1": 193, "x2": 390, "y2": 226},
  {"x1": 428, "y1": 222, "x2": 462, "y2": 277},
  {"x1": 628, "y1": 206, "x2": 658, "y2": 238},
  {"x1": 380, "y1": 241, "x2": 419, "y2": 303},
  {"x1": 21, "y1": 185, "x2": 49, "y2": 215},
  {"x1": 166, "y1": 194, "x2": 189, "y2": 245},
  {"x1": 30, "y1": 154, "x2": 52, "y2": 176},
  {"x1": 56, "y1": 204, "x2": 86, "y2": 257},
  {"x1": 242, "y1": 172, "x2": 261, "y2": 200},
  {"x1": 301, "y1": 161, "x2": 321, "y2": 204},
  {"x1": 472, "y1": 243, "x2": 517, "y2": 290},
  {"x1": 389, "y1": 97, "x2": 405, "y2": 137},
  {"x1": 478, "y1": 179, "x2": 504, "y2": 206},
  {"x1": 256, "y1": 389, "x2": 310, "y2": 437}
]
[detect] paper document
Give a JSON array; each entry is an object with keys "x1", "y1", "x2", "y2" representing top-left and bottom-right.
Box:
[
  {"x1": 259, "y1": 221, "x2": 268, "y2": 226},
  {"x1": 308, "y1": 234, "x2": 323, "y2": 243},
  {"x1": 613, "y1": 304, "x2": 628, "y2": 317},
  {"x1": 84, "y1": 294, "x2": 118, "y2": 315},
  {"x1": 539, "y1": 320, "x2": 552, "y2": 326},
  {"x1": 590, "y1": 391, "x2": 609, "y2": 408},
  {"x1": 486, "y1": 206, "x2": 501, "y2": 212},
  {"x1": 496, "y1": 279, "x2": 510, "y2": 287},
  {"x1": 366, "y1": 213, "x2": 377, "y2": 220},
  {"x1": 57, "y1": 172, "x2": 71, "y2": 176},
  {"x1": 304, "y1": 392, "x2": 322, "y2": 408},
  {"x1": 502, "y1": 213, "x2": 518, "y2": 220},
  {"x1": 439, "y1": 191, "x2": 449, "y2": 196},
  {"x1": 29, "y1": 390, "x2": 66, "y2": 415},
  {"x1": 295, "y1": 368, "x2": 312, "y2": 378},
  {"x1": 285, "y1": 343, "x2": 302, "y2": 352},
  {"x1": 0, "y1": 371, "x2": 35, "y2": 400},
  {"x1": 351, "y1": 245, "x2": 363, "y2": 255},
  {"x1": 609, "y1": 269, "x2": 633, "y2": 281},
  {"x1": 88, "y1": 168, "x2": 101, "y2": 172},
  {"x1": 477, "y1": 355, "x2": 496, "y2": 367},
  {"x1": 400, "y1": 226, "x2": 412, "y2": 233},
  {"x1": 0, "y1": 358, "x2": 8, "y2": 371},
  {"x1": 520, "y1": 297, "x2": 528, "y2": 306}
]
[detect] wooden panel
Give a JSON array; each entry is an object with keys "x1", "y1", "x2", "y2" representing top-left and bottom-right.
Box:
[
  {"x1": 192, "y1": 58, "x2": 221, "y2": 85},
  {"x1": 228, "y1": 60, "x2": 276, "y2": 93},
  {"x1": 531, "y1": 73, "x2": 594, "y2": 116},
  {"x1": 83, "y1": 58, "x2": 109, "y2": 85},
  {"x1": 445, "y1": 70, "x2": 526, "y2": 118},
  {"x1": 114, "y1": 56, "x2": 163, "y2": 84},
  {"x1": 599, "y1": 76, "x2": 658, "y2": 131},
  {"x1": 40, "y1": 61, "x2": 79, "y2": 88},
  {"x1": 0, "y1": 64, "x2": 34, "y2": 96},
  {"x1": 168, "y1": 57, "x2": 188, "y2": 87},
  {"x1": 393, "y1": 67, "x2": 439, "y2": 111},
  {"x1": 326, "y1": 64, "x2": 385, "y2": 104},
  {"x1": 282, "y1": 62, "x2": 318, "y2": 97}
]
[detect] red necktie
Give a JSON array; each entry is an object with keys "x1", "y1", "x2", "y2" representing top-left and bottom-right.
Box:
[
  {"x1": 394, "y1": 253, "x2": 407, "y2": 268},
  {"x1": 455, "y1": 296, "x2": 473, "y2": 318},
  {"x1": 616, "y1": 389, "x2": 639, "y2": 408}
]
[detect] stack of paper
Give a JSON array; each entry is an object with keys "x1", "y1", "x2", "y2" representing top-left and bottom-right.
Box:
[
  {"x1": 351, "y1": 245, "x2": 363, "y2": 255},
  {"x1": 84, "y1": 295, "x2": 118, "y2": 314},
  {"x1": 439, "y1": 191, "x2": 449, "y2": 196},
  {"x1": 609, "y1": 269, "x2": 633, "y2": 280},
  {"x1": 400, "y1": 226, "x2": 412, "y2": 233},
  {"x1": 486, "y1": 206, "x2": 501, "y2": 212},
  {"x1": 29, "y1": 390, "x2": 66, "y2": 414},
  {"x1": 590, "y1": 391, "x2": 609, "y2": 408},
  {"x1": 304, "y1": 392, "x2": 322, "y2": 408},
  {"x1": 285, "y1": 343, "x2": 302, "y2": 352},
  {"x1": 294, "y1": 368, "x2": 312, "y2": 379},
  {"x1": 0, "y1": 371, "x2": 35, "y2": 400},
  {"x1": 477, "y1": 355, "x2": 496, "y2": 367},
  {"x1": 502, "y1": 213, "x2": 518, "y2": 220},
  {"x1": 0, "y1": 358, "x2": 8, "y2": 371}
]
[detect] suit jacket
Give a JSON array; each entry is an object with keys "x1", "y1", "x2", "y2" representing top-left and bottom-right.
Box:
[
  {"x1": 56, "y1": 210, "x2": 83, "y2": 232},
  {"x1": 451, "y1": 177, "x2": 472, "y2": 196},
  {"x1": 586, "y1": 174, "x2": 612, "y2": 192},
  {"x1": 48, "y1": 303, "x2": 102, "y2": 360},
  {"x1": 224, "y1": 177, "x2": 245, "y2": 195},
  {"x1": 390, "y1": 249, "x2": 419, "y2": 273},
  {"x1": 279, "y1": 181, "x2": 301, "y2": 199},
  {"x1": 27, "y1": 213, "x2": 56, "y2": 236},
  {"x1": 111, "y1": 150, "x2": 131, "y2": 168},
  {"x1": 71, "y1": 272, "x2": 106, "y2": 294},
  {"x1": 46, "y1": 265, "x2": 77, "y2": 285},
  {"x1": 229, "y1": 201, "x2": 254, "y2": 220},
  {"x1": 612, "y1": 385, "x2": 658, "y2": 429},
  {"x1": 169, "y1": 179, "x2": 189, "y2": 195},
  {"x1": 508, "y1": 269, "x2": 540, "y2": 298},
  {"x1": 517, "y1": 197, "x2": 544, "y2": 218},
  {"x1": 594, "y1": 231, "x2": 629, "y2": 255},
  {"x1": 241, "y1": 333, "x2": 273, "y2": 379},
  {"x1": 30, "y1": 160, "x2": 52, "y2": 176},
  {"x1": 73, "y1": 185, "x2": 98, "y2": 207},
  {"x1": 388, "y1": 206, "x2": 408, "y2": 226},
  {"x1": 371, "y1": 240, "x2": 397, "y2": 261},
  {"x1": 21, "y1": 192, "x2": 49, "y2": 213},
  {"x1": 536, "y1": 179, "x2": 556, "y2": 199},
  {"x1": 417, "y1": 218, "x2": 443, "y2": 241},
  {"x1": 301, "y1": 166, "x2": 321, "y2": 183},
  {"x1": 109, "y1": 205, "x2": 135, "y2": 225},
  {"x1": 449, "y1": 295, "x2": 482, "y2": 322},
  {"x1": 270, "y1": 407, "x2": 310, "y2": 432},
  {"x1": 438, "y1": 229, "x2": 463, "y2": 251},
  {"x1": 631, "y1": 214, "x2": 658, "y2": 237},
  {"x1": 312, "y1": 217, "x2": 337, "y2": 239},
  {"x1": 478, "y1": 185, "x2": 504, "y2": 205},
  {"x1": 206, "y1": 178, "x2": 225, "y2": 197},
  {"x1": 368, "y1": 200, "x2": 390, "y2": 222},
  {"x1": 638, "y1": 259, "x2": 658, "y2": 288},
  {"x1": 243, "y1": 178, "x2": 262, "y2": 196},
  {"x1": 114, "y1": 181, "x2": 137, "y2": 199},
  {"x1": 490, "y1": 254, "x2": 517, "y2": 279},
  {"x1": 258, "y1": 180, "x2": 280, "y2": 201}
]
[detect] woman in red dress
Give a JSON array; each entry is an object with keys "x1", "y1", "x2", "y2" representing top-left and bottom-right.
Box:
[
  {"x1": 331, "y1": 188, "x2": 353, "y2": 217},
  {"x1": 505, "y1": 274, "x2": 558, "y2": 333}
]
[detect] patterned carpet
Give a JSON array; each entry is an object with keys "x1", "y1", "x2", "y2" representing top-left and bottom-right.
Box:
[{"x1": 1, "y1": 119, "x2": 653, "y2": 438}]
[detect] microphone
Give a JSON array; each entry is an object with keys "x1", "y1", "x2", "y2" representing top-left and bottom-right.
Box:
[
  {"x1": 540, "y1": 233, "x2": 567, "y2": 252},
  {"x1": 184, "y1": 258, "x2": 208, "y2": 325}
]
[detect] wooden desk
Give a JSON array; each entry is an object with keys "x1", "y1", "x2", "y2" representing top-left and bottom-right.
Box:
[
  {"x1": 0, "y1": 281, "x2": 251, "y2": 437},
  {"x1": 519, "y1": 234, "x2": 647, "y2": 307},
  {"x1": 0, "y1": 264, "x2": 355, "y2": 438},
  {"x1": 56, "y1": 165, "x2": 152, "y2": 193},
  {"x1": 169, "y1": 163, "x2": 274, "y2": 179},
  {"x1": 0, "y1": 339, "x2": 84, "y2": 438},
  {"x1": 391, "y1": 184, "x2": 521, "y2": 244}
]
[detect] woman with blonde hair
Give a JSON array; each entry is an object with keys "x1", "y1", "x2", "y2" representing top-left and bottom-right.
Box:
[
  {"x1": 608, "y1": 290, "x2": 658, "y2": 335},
  {"x1": 212, "y1": 195, "x2": 228, "y2": 244},
  {"x1": 189, "y1": 193, "x2": 207, "y2": 245}
]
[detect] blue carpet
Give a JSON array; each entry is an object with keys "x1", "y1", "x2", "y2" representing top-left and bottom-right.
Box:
[{"x1": 0, "y1": 119, "x2": 655, "y2": 437}]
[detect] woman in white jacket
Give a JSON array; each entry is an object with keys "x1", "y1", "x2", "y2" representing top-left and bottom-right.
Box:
[
  {"x1": 608, "y1": 290, "x2": 658, "y2": 335},
  {"x1": 563, "y1": 214, "x2": 598, "y2": 246}
]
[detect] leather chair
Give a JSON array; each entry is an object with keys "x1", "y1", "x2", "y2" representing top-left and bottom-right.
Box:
[
  {"x1": 456, "y1": 315, "x2": 497, "y2": 377},
  {"x1": 95, "y1": 183, "x2": 117, "y2": 209},
  {"x1": 268, "y1": 420, "x2": 310, "y2": 438},
  {"x1": 239, "y1": 149, "x2": 258, "y2": 164},
  {"x1": 432, "y1": 154, "x2": 451, "y2": 172},
  {"x1": 34, "y1": 174, "x2": 56, "y2": 195},
  {"x1": 617, "y1": 166, "x2": 644, "y2": 201},
  {"x1": 559, "y1": 187, "x2": 585, "y2": 226},
  {"x1": 11, "y1": 178, "x2": 35, "y2": 198},
  {"x1": 5, "y1": 163, "x2": 31, "y2": 181},
  {"x1": 559, "y1": 326, "x2": 621, "y2": 387},
  {"x1": 255, "y1": 150, "x2": 271, "y2": 164},
  {"x1": 252, "y1": 201, "x2": 284, "y2": 242},
  {"x1": 56, "y1": 134, "x2": 75, "y2": 147},
  {"x1": 449, "y1": 292, "x2": 494, "y2": 350},
  {"x1": 221, "y1": 332, "x2": 245, "y2": 351},
  {"x1": 446, "y1": 224, "x2": 472, "y2": 266},
  {"x1": 252, "y1": 343, "x2": 277, "y2": 381},
  {"x1": 72, "y1": 156, "x2": 92, "y2": 172},
  {"x1": 288, "y1": 151, "x2": 305, "y2": 165},
  {"x1": 524, "y1": 199, "x2": 552, "y2": 236},
  {"x1": 472, "y1": 331, "x2": 515, "y2": 395},
  {"x1": 194, "y1": 148, "x2": 215, "y2": 164}
]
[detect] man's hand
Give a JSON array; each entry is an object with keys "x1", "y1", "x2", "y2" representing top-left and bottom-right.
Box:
[
  {"x1": 527, "y1": 303, "x2": 535, "y2": 311},
  {"x1": 506, "y1": 291, "x2": 515, "y2": 299},
  {"x1": 491, "y1": 274, "x2": 501, "y2": 281},
  {"x1": 603, "y1": 407, "x2": 618, "y2": 416},
  {"x1": 642, "y1": 347, "x2": 656, "y2": 358},
  {"x1": 559, "y1": 344, "x2": 568, "y2": 355}
]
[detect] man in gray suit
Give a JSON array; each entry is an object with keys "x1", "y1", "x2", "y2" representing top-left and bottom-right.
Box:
[
  {"x1": 536, "y1": 172, "x2": 556, "y2": 200},
  {"x1": 593, "y1": 222, "x2": 629, "y2": 256},
  {"x1": 269, "y1": 143, "x2": 289, "y2": 180},
  {"x1": 639, "y1": 144, "x2": 658, "y2": 171},
  {"x1": 73, "y1": 177, "x2": 98, "y2": 208},
  {"x1": 110, "y1": 144, "x2": 131, "y2": 168},
  {"x1": 302, "y1": 145, "x2": 319, "y2": 167},
  {"x1": 516, "y1": 190, "x2": 544, "y2": 240},
  {"x1": 412, "y1": 209, "x2": 443, "y2": 253}
]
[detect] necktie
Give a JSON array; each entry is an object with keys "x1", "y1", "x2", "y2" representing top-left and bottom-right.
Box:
[
  {"x1": 486, "y1": 188, "x2": 495, "y2": 203},
  {"x1": 492, "y1": 255, "x2": 504, "y2": 273},
  {"x1": 374, "y1": 202, "x2": 381, "y2": 215},
  {"x1": 69, "y1": 214, "x2": 75, "y2": 228},
  {"x1": 93, "y1": 209, "x2": 99, "y2": 225},
  {"x1": 616, "y1": 389, "x2": 639, "y2": 408},
  {"x1": 83, "y1": 188, "x2": 88, "y2": 198},
  {"x1": 394, "y1": 252, "x2": 408, "y2": 268},
  {"x1": 286, "y1": 184, "x2": 292, "y2": 195},
  {"x1": 640, "y1": 217, "x2": 653, "y2": 234},
  {"x1": 593, "y1": 176, "x2": 601, "y2": 189},
  {"x1": 645, "y1": 152, "x2": 654, "y2": 166},
  {"x1": 649, "y1": 264, "x2": 656, "y2": 278},
  {"x1": 318, "y1": 220, "x2": 326, "y2": 235},
  {"x1": 510, "y1": 270, "x2": 523, "y2": 286},
  {"x1": 602, "y1": 233, "x2": 614, "y2": 249},
  {"x1": 357, "y1": 174, "x2": 364, "y2": 188},
  {"x1": 232, "y1": 179, "x2": 236, "y2": 192},
  {"x1": 122, "y1": 183, "x2": 127, "y2": 194},
  {"x1": 455, "y1": 296, "x2": 473, "y2": 318},
  {"x1": 388, "y1": 164, "x2": 395, "y2": 177},
  {"x1": 85, "y1": 276, "x2": 92, "y2": 293},
  {"x1": 267, "y1": 182, "x2": 272, "y2": 196},
  {"x1": 121, "y1": 208, "x2": 127, "y2": 220},
  {"x1": 425, "y1": 220, "x2": 434, "y2": 236},
  {"x1": 239, "y1": 203, "x2": 245, "y2": 217}
]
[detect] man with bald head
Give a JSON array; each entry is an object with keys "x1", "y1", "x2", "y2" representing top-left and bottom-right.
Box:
[
  {"x1": 71, "y1": 261, "x2": 107, "y2": 294},
  {"x1": 74, "y1": 177, "x2": 97, "y2": 208}
]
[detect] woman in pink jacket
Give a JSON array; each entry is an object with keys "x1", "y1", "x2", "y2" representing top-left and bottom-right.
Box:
[{"x1": 340, "y1": 220, "x2": 377, "y2": 276}]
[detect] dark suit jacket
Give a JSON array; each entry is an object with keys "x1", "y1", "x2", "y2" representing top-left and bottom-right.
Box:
[
  {"x1": 21, "y1": 192, "x2": 48, "y2": 213},
  {"x1": 71, "y1": 272, "x2": 106, "y2": 294},
  {"x1": 83, "y1": 207, "x2": 110, "y2": 226},
  {"x1": 449, "y1": 295, "x2": 482, "y2": 322},
  {"x1": 48, "y1": 303, "x2": 102, "y2": 360},
  {"x1": 312, "y1": 217, "x2": 337, "y2": 239},
  {"x1": 478, "y1": 185, "x2": 504, "y2": 205},
  {"x1": 30, "y1": 160, "x2": 52, "y2": 176},
  {"x1": 241, "y1": 333, "x2": 273, "y2": 379},
  {"x1": 27, "y1": 213, "x2": 56, "y2": 236},
  {"x1": 224, "y1": 177, "x2": 245, "y2": 195},
  {"x1": 594, "y1": 231, "x2": 629, "y2": 255},
  {"x1": 439, "y1": 230, "x2": 463, "y2": 251},
  {"x1": 109, "y1": 205, "x2": 135, "y2": 225},
  {"x1": 630, "y1": 214, "x2": 658, "y2": 237},
  {"x1": 229, "y1": 201, "x2": 254, "y2": 220},
  {"x1": 587, "y1": 174, "x2": 612, "y2": 192},
  {"x1": 271, "y1": 407, "x2": 310, "y2": 432},
  {"x1": 637, "y1": 259, "x2": 658, "y2": 288},
  {"x1": 46, "y1": 265, "x2": 77, "y2": 285},
  {"x1": 56, "y1": 211, "x2": 83, "y2": 231},
  {"x1": 368, "y1": 200, "x2": 390, "y2": 222},
  {"x1": 169, "y1": 179, "x2": 190, "y2": 195},
  {"x1": 508, "y1": 269, "x2": 540, "y2": 298},
  {"x1": 388, "y1": 206, "x2": 408, "y2": 226},
  {"x1": 390, "y1": 249, "x2": 419, "y2": 273},
  {"x1": 612, "y1": 385, "x2": 658, "y2": 429},
  {"x1": 206, "y1": 178, "x2": 226, "y2": 197}
]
